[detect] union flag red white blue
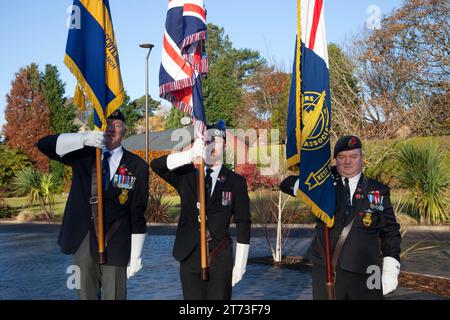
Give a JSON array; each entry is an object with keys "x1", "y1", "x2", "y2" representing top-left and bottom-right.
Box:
[{"x1": 159, "y1": 0, "x2": 208, "y2": 140}]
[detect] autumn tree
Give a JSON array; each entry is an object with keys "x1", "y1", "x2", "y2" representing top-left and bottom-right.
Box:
[
  {"x1": 237, "y1": 65, "x2": 291, "y2": 139},
  {"x1": 327, "y1": 44, "x2": 363, "y2": 139},
  {"x1": 4, "y1": 64, "x2": 51, "y2": 171},
  {"x1": 352, "y1": 0, "x2": 449, "y2": 138}
]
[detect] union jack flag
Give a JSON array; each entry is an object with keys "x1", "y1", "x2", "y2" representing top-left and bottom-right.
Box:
[{"x1": 159, "y1": 0, "x2": 208, "y2": 141}]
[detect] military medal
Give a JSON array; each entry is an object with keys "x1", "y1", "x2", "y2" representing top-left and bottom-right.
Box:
[
  {"x1": 363, "y1": 212, "x2": 373, "y2": 227},
  {"x1": 368, "y1": 190, "x2": 384, "y2": 211},
  {"x1": 113, "y1": 174, "x2": 136, "y2": 190},
  {"x1": 119, "y1": 189, "x2": 128, "y2": 205},
  {"x1": 222, "y1": 191, "x2": 232, "y2": 206}
]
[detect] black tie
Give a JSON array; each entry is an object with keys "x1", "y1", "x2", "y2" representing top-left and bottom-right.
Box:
[
  {"x1": 205, "y1": 168, "x2": 214, "y2": 200},
  {"x1": 102, "y1": 151, "x2": 112, "y2": 192},
  {"x1": 343, "y1": 177, "x2": 352, "y2": 214}
]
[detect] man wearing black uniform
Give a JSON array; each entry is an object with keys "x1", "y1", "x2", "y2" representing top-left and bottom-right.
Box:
[
  {"x1": 151, "y1": 120, "x2": 251, "y2": 300},
  {"x1": 37, "y1": 110, "x2": 148, "y2": 300},
  {"x1": 280, "y1": 136, "x2": 401, "y2": 299}
]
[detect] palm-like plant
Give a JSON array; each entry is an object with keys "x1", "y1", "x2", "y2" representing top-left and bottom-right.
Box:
[
  {"x1": 396, "y1": 142, "x2": 450, "y2": 224},
  {"x1": 13, "y1": 167, "x2": 56, "y2": 220},
  {"x1": 13, "y1": 167, "x2": 42, "y2": 206},
  {"x1": 40, "y1": 173, "x2": 56, "y2": 208}
]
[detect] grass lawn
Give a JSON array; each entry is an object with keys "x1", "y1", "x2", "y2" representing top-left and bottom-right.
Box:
[
  {"x1": 2, "y1": 189, "x2": 430, "y2": 226},
  {"x1": 6, "y1": 194, "x2": 68, "y2": 219}
]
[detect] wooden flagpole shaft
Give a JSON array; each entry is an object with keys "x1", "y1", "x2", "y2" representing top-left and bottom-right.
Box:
[
  {"x1": 324, "y1": 226, "x2": 335, "y2": 300},
  {"x1": 198, "y1": 159, "x2": 208, "y2": 281},
  {"x1": 96, "y1": 148, "x2": 106, "y2": 265}
]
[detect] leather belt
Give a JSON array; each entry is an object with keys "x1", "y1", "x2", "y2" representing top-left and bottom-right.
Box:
[{"x1": 207, "y1": 234, "x2": 231, "y2": 266}]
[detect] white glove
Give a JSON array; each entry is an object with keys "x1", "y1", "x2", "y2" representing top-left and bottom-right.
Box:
[
  {"x1": 232, "y1": 243, "x2": 249, "y2": 287},
  {"x1": 382, "y1": 256, "x2": 400, "y2": 295},
  {"x1": 83, "y1": 131, "x2": 105, "y2": 149},
  {"x1": 167, "y1": 139, "x2": 205, "y2": 170},
  {"x1": 126, "y1": 233, "x2": 146, "y2": 279},
  {"x1": 293, "y1": 179, "x2": 299, "y2": 196},
  {"x1": 55, "y1": 131, "x2": 105, "y2": 156}
]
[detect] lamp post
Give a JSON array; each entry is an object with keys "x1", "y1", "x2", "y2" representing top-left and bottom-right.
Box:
[{"x1": 139, "y1": 43, "x2": 154, "y2": 164}]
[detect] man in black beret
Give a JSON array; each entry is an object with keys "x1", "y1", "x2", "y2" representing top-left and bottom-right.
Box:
[
  {"x1": 280, "y1": 135, "x2": 401, "y2": 299},
  {"x1": 151, "y1": 120, "x2": 251, "y2": 300},
  {"x1": 37, "y1": 109, "x2": 149, "y2": 299}
]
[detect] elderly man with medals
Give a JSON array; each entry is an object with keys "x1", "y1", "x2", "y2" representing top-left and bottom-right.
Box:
[
  {"x1": 37, "y1": 110, "x2": 149, "y2": 300},
  {"x1": 281, "y1": 135, "x2": 402, "y2": 299}
]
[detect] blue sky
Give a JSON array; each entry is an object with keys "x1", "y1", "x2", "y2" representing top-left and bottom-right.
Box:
[{"x1": 0, "y1": 0, "x2": 403, "y2": 128}]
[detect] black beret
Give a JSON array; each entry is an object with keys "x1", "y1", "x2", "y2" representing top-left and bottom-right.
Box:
[
  {"x1": 206, "y1": 120, "x2": 226, "y2": 141},
  {"x1": 107, "y1": 110, "x2": 125, "y2": 122},
  {"x1": 333, "y1": 135, "x2": 362, "y2": 158}
]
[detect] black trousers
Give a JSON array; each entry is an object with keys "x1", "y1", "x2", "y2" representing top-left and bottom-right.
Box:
[
  {"x1": 180, "y1": 242, "x2": 233, "y2": 300},
  {"x1": 312, "y1": 264, "x2": 383, "y2": 300}
]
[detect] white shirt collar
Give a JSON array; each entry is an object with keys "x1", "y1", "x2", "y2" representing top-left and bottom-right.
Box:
[
  {"x1": 342, "y1": 172, "x2": 361, "y2": 186},
  {"x1": 103, "y1": 145, "x2": 123, "y2": 181},
  {"x1": 104, "y1": 145, "x2": 123, "y2": 158},
  {"x1": 341, "y1": 172, "x2": 362, "y2": 204}
]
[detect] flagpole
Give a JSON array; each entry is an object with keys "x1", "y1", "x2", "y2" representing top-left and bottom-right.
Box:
[
  {"x1": 324, "y1": 227, "x2": 335, "y2": 299},
  {"x1": 96, "y1": 148, "x2": 106, "y2": 264},
  {"x1": 198, "y1": 159, "x2": 208, "y2": 280}
]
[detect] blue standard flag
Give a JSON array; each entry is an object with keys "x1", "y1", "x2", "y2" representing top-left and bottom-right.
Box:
[
  {"x1": 286, "y1": 0, "x2": 335, "y2": 227},
  {"x1": 65, "y1": 0, "x2": 125, "y2": 130}
]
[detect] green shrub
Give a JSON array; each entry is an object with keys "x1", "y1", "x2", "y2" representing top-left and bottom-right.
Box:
[
  {"x1": 0, "y1": 194, "x2": 11, "y2": 218},
  {"x1": 50, "y1": 161, "x2": 66, "y2": 193},
  {"x1": 0, "y1": 145, "x2": 33, "y2": 193},
  {"x1": 396, "y1": 142, "x2": 450, "y2": 224}
]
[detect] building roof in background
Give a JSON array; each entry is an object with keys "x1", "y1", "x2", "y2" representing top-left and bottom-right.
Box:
[
  {"x1": 123, "y1": 127, "x2": 194, "y2": 151},
  {"x1": 123, "y1": 126, "x2": 250, "y2": 152}
]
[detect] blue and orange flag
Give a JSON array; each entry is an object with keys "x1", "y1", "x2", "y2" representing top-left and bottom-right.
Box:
[
  {"x1": 286, "y1": 0, "x2": 335, "y2": 228},
  {"x1": 159, "y1": 0, "x2": 208, "y2": 141},
  {"x1": 65, "y1": 0, "x2": 125, "y2": 130}
]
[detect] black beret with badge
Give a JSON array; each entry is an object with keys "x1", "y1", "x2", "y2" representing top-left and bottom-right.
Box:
[
  {"x1": 107, "y1": 110, "x2": 126, "y2": 122},
  {"x1": 206, "y1": 120, "x2": 226, "y2": 141},
  {"x1": 333, "y1": 135, "x2": 362, "y2": 158}
]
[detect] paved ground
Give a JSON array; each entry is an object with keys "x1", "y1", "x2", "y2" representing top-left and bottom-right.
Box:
[{"x1": 0, "y1": 224, "x2": 448, "y2": 300}]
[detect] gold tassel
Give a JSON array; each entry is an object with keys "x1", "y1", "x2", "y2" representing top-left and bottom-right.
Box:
[{"x1": 74, "y1": 83, "x2": 86, "y2": 111}]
